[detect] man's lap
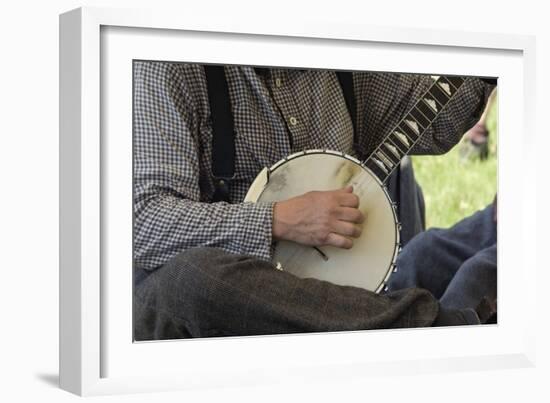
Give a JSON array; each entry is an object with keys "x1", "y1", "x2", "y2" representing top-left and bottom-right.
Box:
[{"x1": 134, "y1": 247, "x2": 440, "y2": 340}]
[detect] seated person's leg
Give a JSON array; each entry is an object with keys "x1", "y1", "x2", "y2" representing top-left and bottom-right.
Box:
[
  {"x1": 134, "y1": 247, "x2": 453, "y2": 340},
  {"x1": 439, "y1": 244, "x2": 496, "y2": 311},
  {"x1": 386, "y1": 204, "x2": 496, "y2": 299}
]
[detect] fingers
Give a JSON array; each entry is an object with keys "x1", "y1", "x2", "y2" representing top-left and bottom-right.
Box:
[
  {"x1": 328, "y1": 186, "x2": 359, "y2": 207},
  {"x1": 332, "y1": 220, "x2": 362, "y2": 239},
  {"x1": 334, "y1": 188, "x2": 362, "y2": 224},
  {"x1": 336, "y1": 207, "x2": 365, "y2": 224},
  {"x1": 276, "y1": 187, "x2": 364, "y2": 250},
  {"x1": 337, "y1": 192, "x2": 360, "y2": 208},
  {"x1": 325, "y1": 233, "x2": 354, "y2": 249}
]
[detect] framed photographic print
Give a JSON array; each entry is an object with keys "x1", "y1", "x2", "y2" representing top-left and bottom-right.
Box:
[{"x1": 59, "y1": 6, "x2": 536, "y2": 396}]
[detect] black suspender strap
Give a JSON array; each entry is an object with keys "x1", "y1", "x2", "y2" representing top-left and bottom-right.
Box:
[
  {"x1": 204, "y1": 65, "x2": 236, "y2": 203},
  {"x1": 336, "y1": 71, "x2": 357, "y2": 136}
]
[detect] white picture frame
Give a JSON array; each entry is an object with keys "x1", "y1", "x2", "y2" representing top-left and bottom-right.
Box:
[{"x1": 59, "y1": 6, "x2": 537, "y2": 396}]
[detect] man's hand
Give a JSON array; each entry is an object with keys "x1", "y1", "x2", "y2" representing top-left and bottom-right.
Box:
[{"x1": 272, "y1": 186, "x2": 365, "y2": 249}]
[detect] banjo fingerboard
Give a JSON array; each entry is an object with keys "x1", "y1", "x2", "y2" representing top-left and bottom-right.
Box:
[{"x1": 364, "y1": 75, "x2": 467, "y2": 183}]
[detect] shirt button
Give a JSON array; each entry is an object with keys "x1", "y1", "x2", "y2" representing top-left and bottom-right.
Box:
[
  {"x1": 289, "y1": 116, "x2": 298, "y2": 126},
  {"x1": 275, "y1": 78, "x2": 282, "y2": 88}
]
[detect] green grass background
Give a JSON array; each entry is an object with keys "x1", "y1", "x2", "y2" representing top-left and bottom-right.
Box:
[{"x1": 411, "y1": 95, "x2": 498, "y2": 229}]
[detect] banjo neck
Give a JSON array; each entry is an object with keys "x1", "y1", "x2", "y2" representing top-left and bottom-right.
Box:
[{"x1": 363, "y1": 75, "x2": 467, "y2": 183}]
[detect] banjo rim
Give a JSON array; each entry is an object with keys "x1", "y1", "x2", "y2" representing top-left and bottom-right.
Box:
[{"x1": 259, "y1": 149, "x2": 401, "y2": 293}]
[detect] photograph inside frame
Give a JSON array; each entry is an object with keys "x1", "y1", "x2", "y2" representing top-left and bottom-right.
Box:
[{"x1": 132, "y1": 61, "x2": 497, "y2": 341}]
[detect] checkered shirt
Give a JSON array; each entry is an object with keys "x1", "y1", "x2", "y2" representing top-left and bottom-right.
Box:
[{"x1": 134, "y1": 61, "x2": 491, "y2": 271}]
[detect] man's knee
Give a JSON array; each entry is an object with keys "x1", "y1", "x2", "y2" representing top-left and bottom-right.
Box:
[
  {"x1": 397, "y1": 229, "x2": 440, "y2": 265},
  {"x1": 387, "y1": 230, "x2": 441, "y2": 291},
  {"x1": 454, "y1": 245, "x2": 497, "y2": 284}
]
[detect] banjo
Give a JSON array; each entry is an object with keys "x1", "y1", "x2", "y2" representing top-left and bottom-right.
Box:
[{"x1": 244, "y1": 75, "x2": 467, "y2": 292}]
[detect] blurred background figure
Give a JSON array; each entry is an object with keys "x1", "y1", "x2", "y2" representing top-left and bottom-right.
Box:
[{"x1": 460, "y1": 88, "x2": 497, "y2": 161}]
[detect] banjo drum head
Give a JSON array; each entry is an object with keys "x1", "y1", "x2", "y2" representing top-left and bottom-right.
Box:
[{"x1": 251, "y1": 150, "x2": 399, "y2": 292}]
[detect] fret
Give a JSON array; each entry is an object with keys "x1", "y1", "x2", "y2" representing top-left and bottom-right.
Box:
[
  {"x1": 373, "y1": 157, "x2": 390, "y2": 174},
  {"x1": 365, "y1": 158, "x2": 389, "y2": 181},
  {"x1": 405, "y1": 117, "x2": 422, "y2": 134},
  {"x1": 400, "y1": 119, "x2": 421, "y2": 142},
  {"x1": 419, "y1": 97, "x2": 438, "y2": 119},
  {"x1": 385, "y1": 135, "x2": 407, "y2": 156},
  {"x1": 375, "y1": 150, "x2": 395, "y2": 170},
  {"x1": 390, "y1": 129, "x2": 412, "y2": 152},
  {"x1": 382, "y1": 142, "x2": 402, "y2": 164},
  {"x1": 416, "y1": 97, "x2": 439, "y2": 123},
  {"x1": 409, "y1": 107, "x2": 431, "y2": 129},
  {"x1": 428, "y1": 84, "x2": 450, "y2": 108},
  {"x1": 444, "y1": 76, "x2": 465, "y2": 91},
  {"x1": 436, "y1": 79, "x2": 453, "y2": 97}
]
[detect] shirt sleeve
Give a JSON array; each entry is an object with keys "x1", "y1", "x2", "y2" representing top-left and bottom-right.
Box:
[
  {"x1": 133, "y1": 61, "x2": 274, "y2": 271},
  {"x1": 355, "y1": 73, "x2": 494, "y2": 156}
]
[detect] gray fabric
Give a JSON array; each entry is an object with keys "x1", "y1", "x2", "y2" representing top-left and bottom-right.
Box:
[
  {"x1": 133, "y1": 247, "x2": 440, "y2": 340},
  {"x1": 386, "y1": 204, "x2": 497, "y2": 310},
  {"x1": 133, "y1": 62, "x2": 493, "y2": 271}
]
